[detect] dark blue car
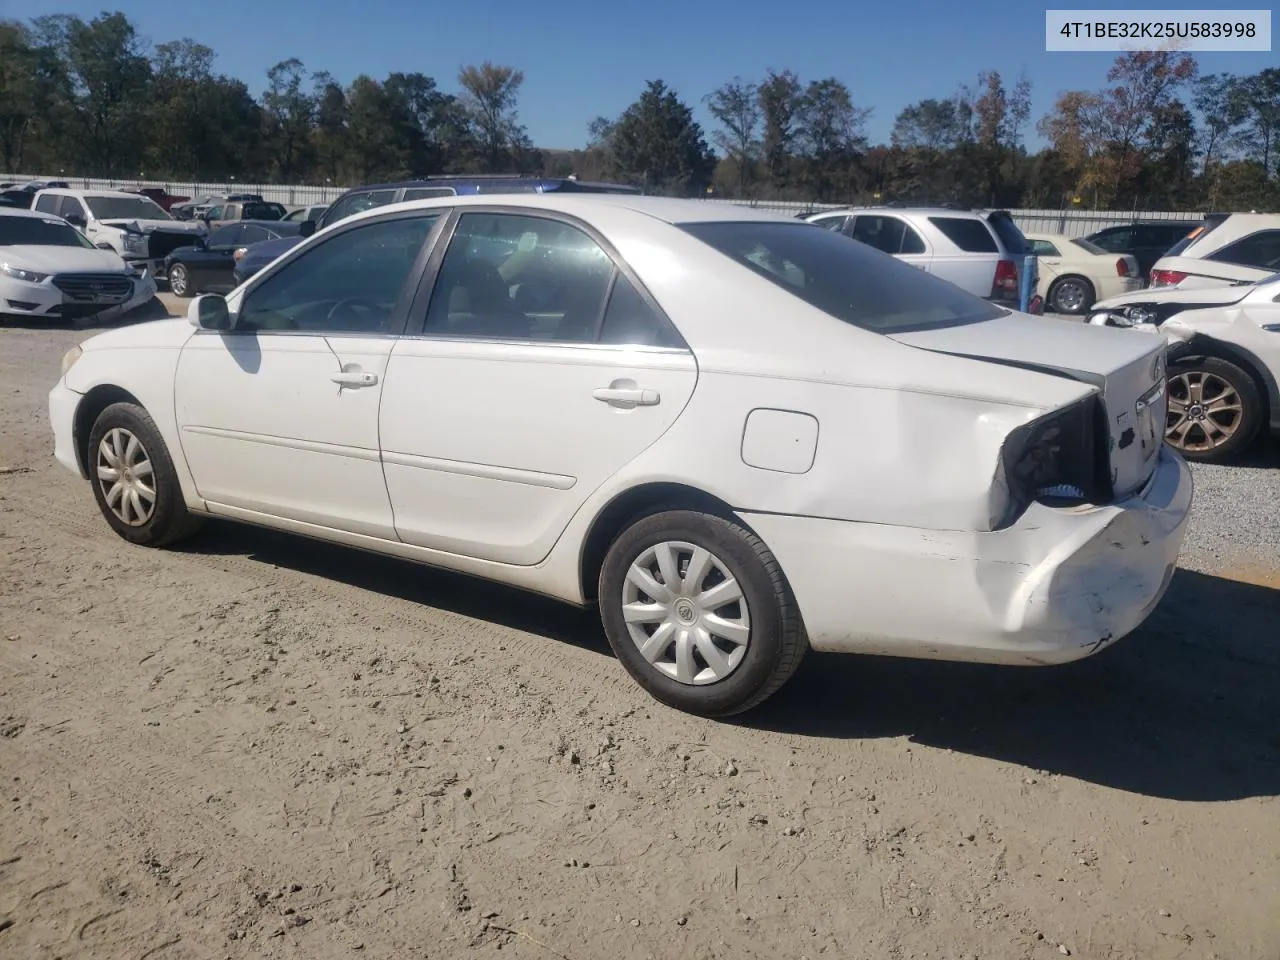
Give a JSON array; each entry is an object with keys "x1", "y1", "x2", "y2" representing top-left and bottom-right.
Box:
[{"x1": 232, "y1": 175, "x2": 640, "y2": 285}]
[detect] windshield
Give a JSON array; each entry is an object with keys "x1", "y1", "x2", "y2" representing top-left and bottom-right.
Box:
[
  {"x1": 84, "y1": 195, "x2": 171, "y2": 221},
  {"x1": 1071, "y1": 237, "x2": 1108, "y2": 256},
  {"x1": 0, "y1": 215, "x2": 97, "y2": 248},
  {"x1": 680, "y1": 221, "x2": 1005, "y2": 333}
]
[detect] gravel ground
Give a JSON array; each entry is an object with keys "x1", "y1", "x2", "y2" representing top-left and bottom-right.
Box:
[{"x1": 1, "y1": 299, "x2": 1277, "y2": 960}]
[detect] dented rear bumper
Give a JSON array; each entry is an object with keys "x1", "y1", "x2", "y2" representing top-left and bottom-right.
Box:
[{"x1": 740, "y1": 444, "x2": 1193, "y2": 665}]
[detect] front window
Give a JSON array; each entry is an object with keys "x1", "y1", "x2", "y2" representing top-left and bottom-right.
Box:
[
  {"x1": 680, "y1": 220, "x2": 1004, "y2": 334},
  {"x1": 83, "y1": 195, "x2": 171, "y2": 221},
  {"x1": 0, "y1": 215, "x2": 97, "y2": 248}
]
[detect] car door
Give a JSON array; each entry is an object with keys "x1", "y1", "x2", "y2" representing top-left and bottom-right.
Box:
[
  {"x1": 379, "y1": 208, "x2": 698, "y2": 566},
  {"x1": 187, "y1": 224, "x2": 243, "y2": 288},
  {"x1": 173, "y1": 210, "x2": 445, "y2": 539},
  {"x1": 1028, "y1": 238, "x2": 1064, "y2": 288}
]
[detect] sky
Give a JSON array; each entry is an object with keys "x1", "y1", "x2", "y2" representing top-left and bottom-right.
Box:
[{"x1": 11, "y1": 0, "x2": 1277, "y2": 152}]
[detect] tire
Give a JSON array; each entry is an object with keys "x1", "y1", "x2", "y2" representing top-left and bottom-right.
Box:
[
  {"x1": 1048, "y1": 275, "x2": 1095, "y2": 315},
  {"x1": 1164, "y1": 356, "x2": 1263, "y2": 463},
  {"x1": 86, "y1": 402, "x2": 202, "y2": 547},
  {"x1": 167, "y1": 263, "x2": 193, "y2": 298},
  {"x1": 598, "y1": 509, "x2": 807, "y2": 718}
]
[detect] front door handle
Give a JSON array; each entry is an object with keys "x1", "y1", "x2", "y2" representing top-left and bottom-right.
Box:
[
  {"x1": 331, "y1": 369, "x2": 378, "y2": 387},
  {"x1": 593, "y1": 386, "x2": 659, "y2": 406}
]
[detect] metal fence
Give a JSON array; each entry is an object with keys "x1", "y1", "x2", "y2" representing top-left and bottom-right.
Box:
[{"x1": 5, "y1": 173, "x2": 1210, "y2": 236}]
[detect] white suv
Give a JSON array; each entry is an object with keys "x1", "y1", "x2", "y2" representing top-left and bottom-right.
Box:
[
  {"x1": 1147, "y1": 213, "x2": 1280, "y2": 289},
  {"x1": 806, "y1": 206, "x2": 1039, "y2": 312},
  {"x1": 31, "y1": 188, "x2": 205, "y2": 280}
]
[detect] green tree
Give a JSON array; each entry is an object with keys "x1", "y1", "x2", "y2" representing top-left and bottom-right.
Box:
[
  {"x1": 262, "y1": 58, "x2": 315, "y2": 182},
  {"x1": 704, "y1": 77, "x2": 760, "y2": 196},
  {"x1": 757, "y1": 69, "x2": 802, "y2": 191},
  {"x1": 599, "y1": 80, "x2": 717, "y2": 195},
  {"x1": 457, "y1": 62, "x2": 525, "y2": 172}
]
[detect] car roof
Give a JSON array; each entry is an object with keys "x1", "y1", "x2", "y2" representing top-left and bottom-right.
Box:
[
  {"x1": 338, "y1": 192, "x2": 793, "y2": 226},
  {"x1": 341, "y1": 175, "x2": 638, "y2": 193},
  {"x1": 809, "y1": 206, "x2": 989, "y2": 219},
  {"x1": 36, "y1": 187, "x2": 152, "y2": 199},
  {"x1": 0, "y1": 206, "x2": 62, "y2": 219}
]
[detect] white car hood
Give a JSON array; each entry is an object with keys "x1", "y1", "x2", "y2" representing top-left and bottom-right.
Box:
[
  {"x1": 98, "y1": 218, "x2": 205, "y2": 234},
  {"x1": 1, "y1": 244, "x2": 128, "y2": 273}
]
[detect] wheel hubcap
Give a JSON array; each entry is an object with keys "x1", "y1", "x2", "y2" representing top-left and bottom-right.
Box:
[
  {"x1": 96, "y1": 427, "x2": 157, "y2": 526},
  {"x1": 621, "y1": 540, "x2": 751, "y2": 686},
  {"x1": 170, "y1": 268, "x2": 186, "y2": 294},
  {"x1": 1165, "y1": 371, "x2": 1242, "y2": 452},
  {"x1": 1055, "y1": 280, "x2": 1086, "y2": 312}
]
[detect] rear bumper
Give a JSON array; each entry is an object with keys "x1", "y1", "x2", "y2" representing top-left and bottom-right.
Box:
[{"x1": 742, "y1": 445, "x2": 1193, "y2": 665}]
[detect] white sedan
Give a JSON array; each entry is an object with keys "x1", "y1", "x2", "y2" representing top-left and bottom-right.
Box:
[
  {"x1": 1024, "y1": 231, "x2": 1141, "y2": 315},
  {"x1": 1, "y1": 208, "x2": 156, "y2": 323},
  {"x1": 49, "y1": 194, "x2": 1192, "y2": 716}
]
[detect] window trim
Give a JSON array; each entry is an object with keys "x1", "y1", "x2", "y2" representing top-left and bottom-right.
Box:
[
  {"x1": 400, "y1": 204, "x2": 691, "y2": 355},
  {"x1": 209, "y1": 207, "x2": 451, "y2": 340}
]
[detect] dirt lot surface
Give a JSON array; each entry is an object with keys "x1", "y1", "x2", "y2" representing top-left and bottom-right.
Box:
[{"x1": 2, "y1": 304, "x2": 1278, "y2": 960}]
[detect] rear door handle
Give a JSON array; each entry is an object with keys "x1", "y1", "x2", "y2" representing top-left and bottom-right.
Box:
[
  {"x1": 331, "y1": 370, "x2": 378, "y2": 387},
  {"x1": 593, "y1": 387, "x2": 659, "y2": 406}
]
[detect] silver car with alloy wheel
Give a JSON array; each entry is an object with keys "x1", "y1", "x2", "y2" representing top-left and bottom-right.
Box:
[{"x1": 1089, "y1": 272, "x2": 1280, "y2": 462}]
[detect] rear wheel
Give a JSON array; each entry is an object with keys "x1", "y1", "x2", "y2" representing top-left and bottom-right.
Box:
[
  {"x1": 1048, "y1": 275, "x2": 1095, "y2": 315},
  {"x1": 1165, "y1": 356, "x2": 1263, "y2": 462},
  {"x1": 168, "y1": 263, "x2": 193, "y2": 297},
  {"x1": 598, "y1": 509, "x2": 807, "y2": 717},
  {"x1": 87, "y1": 402, "x2": 202, "y2": 546}
]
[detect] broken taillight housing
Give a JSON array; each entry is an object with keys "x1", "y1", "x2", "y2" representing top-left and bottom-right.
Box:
[
  {"x1": 993, "y1": 397, "x2": 1113, "y2": 529},
  {"x1": 1149, "y1": 269, "x2": 1187, "y2": 287}
]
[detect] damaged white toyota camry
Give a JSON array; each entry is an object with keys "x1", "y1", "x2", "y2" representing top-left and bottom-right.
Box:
[{"x1": 49, "y1": 194, "x2": 1193, "y2": 717}]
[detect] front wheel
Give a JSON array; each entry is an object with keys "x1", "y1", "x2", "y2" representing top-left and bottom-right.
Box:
[
  {"x1": 598, "y1": 510, "x2": 807, "y2": 717},
  {"x1": 1165, "y1": 357, "x2": 1263, "y2": 462},
  {"x1": 167, "y1": 263, "x2": 193, "y2": 298},
  {"x1": 87, "y1": 402, "x2": 202, "y2": 546}
]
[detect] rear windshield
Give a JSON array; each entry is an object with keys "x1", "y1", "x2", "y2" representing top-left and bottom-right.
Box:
[
  {"x1": 986, "y1": 212, "x2": 1029, "y2": 255},
  {"x1": 1071, "y1": 237, "x2": 1107, "y2": 255},
  {"x1": 929, "y1": 216, "x2": 998, "y2": 253},
  {"x1": 243, "y1": 202, "x2": 283, "y2": 220},
  {"x1": 0, "y1": 215, "x2": 96, "y2": 248},
  {"x1": 681, "y1": 220, "x2": 1004, "y2": 334}
]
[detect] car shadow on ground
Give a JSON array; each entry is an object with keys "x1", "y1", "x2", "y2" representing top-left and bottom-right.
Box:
[{"x1": 183, "y1": 522, "x2": 1278, "y2": 802}]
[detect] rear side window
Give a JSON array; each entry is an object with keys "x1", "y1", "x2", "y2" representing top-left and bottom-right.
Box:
[
  {"x1": 929, "y1": 217, "x2": 998, "y2": 253},
  {"x1": 402, "y1": 187, "x2": 456, "y2": 201},
  {"x1": 34, "y1": 194, "x2": 59, "y2": 214},
  {"x1": 1206, "y1": 230, "x2": 1280, "y2": 271},
  {"x1": 681, "y1": 220, "x2": 1004, "y2": 334},
  {"x1": 597, "y1": 272, "x2": 684, "y2": 348}
]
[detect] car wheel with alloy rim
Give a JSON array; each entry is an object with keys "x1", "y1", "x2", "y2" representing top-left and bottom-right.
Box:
[
  {"x1": 1164, "y1": 356, "x2": 1263, "y2": 462},
  {"x1": 598, "y1": 509, "x2": 807, "y2": 717},
  {"x1": 168, "y1": 262, "x2": 192, "y2": 297},
  {"x1": 1048, "y1": 275, "x2": 1095, "y2": 315}
]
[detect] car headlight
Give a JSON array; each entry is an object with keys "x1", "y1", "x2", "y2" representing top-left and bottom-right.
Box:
[
  {"x1": 233, "y1": 247, "x2": 247, "y2": 261},
  {"x1": 1, "y1": 262, "x2": 49, "y2": 283},
  {"x1": 60, "y1": 344, "x2": 83, "y2": 377},
  {"x1": 122, "y1": 232, "x2": 147, "y2": 252}
]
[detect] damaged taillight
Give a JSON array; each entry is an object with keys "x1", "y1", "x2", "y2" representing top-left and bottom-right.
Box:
[{"x1": 993, "y1": 397, "x2": 1113, "y2": 529}]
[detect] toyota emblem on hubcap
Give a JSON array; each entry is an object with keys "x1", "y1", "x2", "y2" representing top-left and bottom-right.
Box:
[{"x1": 675, "y1": 599, "x2": 697, "y2": 623}]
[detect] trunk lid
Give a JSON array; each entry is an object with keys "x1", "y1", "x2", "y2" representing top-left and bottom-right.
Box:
[{"x1": 889, "y1": 313, "x2": 1168, "y2": 499}]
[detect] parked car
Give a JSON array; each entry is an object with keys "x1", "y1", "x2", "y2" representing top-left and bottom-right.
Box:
[
  {"x1": 233, "y1": 175, "x2": 642, "y2": 282},
  {"x1": 1146, "y1": 213, "x2": 1280, "y2": 289},
  {"x1": 18, "y1": 180, "x2": 70, "y2": 193},
  {"x1": 128, "y1": 186, "x2": 191, "y2": 212},
  {"x1": 165, "y1": 220, "x2": 303, "y2": 297},
  {"x1": 1083, "y1": 221, "x2": 1199, "y2": 281},
  {"x1": 804, "y1": 206, "x2": 1041, "y2": 312},
  {"x1": 282, "y1": 203, "x2": 328, "y2": 223},
  {"x1": 170, "y1": 196, "x2": 224, "y2": 221},
  {"x1": 1, "y1": 207, "x2": 156, "y2": 322},
  {"x1": 1023, "y1": 231, "x2": 1141, "y2": 314},
  {"x1": 1088, "y1": 272, "x2": 1280, "y2": 462},
  {"x1": 31, "y1": 188, "x2": 206, "y2": 282},
  {"x1": 200, "y1": 200, "x2": 287, "y2": 229},
  {"x1": 49, "y1": 194, "x2": 1191, "y2": 717}
]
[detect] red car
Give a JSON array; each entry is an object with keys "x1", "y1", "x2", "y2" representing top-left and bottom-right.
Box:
[{"x1": 129, "y1": 187, "x2": 190, "y2": 213}]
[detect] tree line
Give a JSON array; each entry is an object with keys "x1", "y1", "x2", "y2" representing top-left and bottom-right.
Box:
[{"x1": 1, "y1": 11, "x2": 1277, "y2": 210}]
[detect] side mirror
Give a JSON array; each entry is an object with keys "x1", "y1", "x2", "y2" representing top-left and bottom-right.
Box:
[
  {"x1": 188, "y1": 294, "x2": 232, "y2": 331},
  {"x1": 65, "y1": 214, "x2": 86, "y2": 228},
  {"x1": 299, "y1": 219, "x2": 316, "y2": 238}
]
